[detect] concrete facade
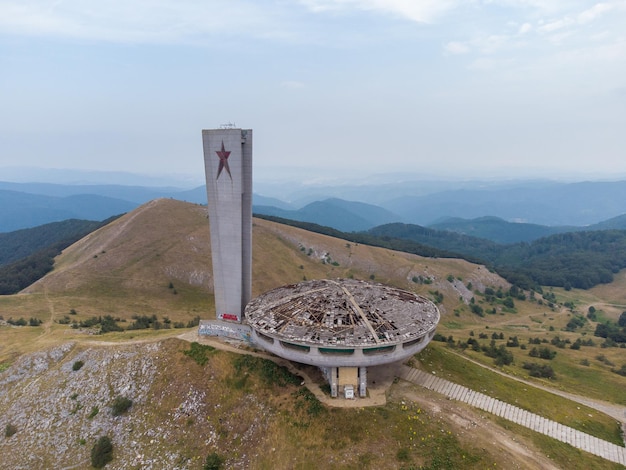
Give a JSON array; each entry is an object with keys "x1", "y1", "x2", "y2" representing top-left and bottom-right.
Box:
[
  {"x1": 245, "y1": 278, "x2": 440, "y2": 397},
  {"x1": 199, "y1": 129, "x2": 441, "y2": 398},
  {"x1": 202, "y1": 128, "x2": 252, "y2": 322},
  {"x1": 198, "y1": 319, "x2": 252, "y2": 342},
  {"x1": 249, "y1": 327, "x2": 437, "y2": 367}
]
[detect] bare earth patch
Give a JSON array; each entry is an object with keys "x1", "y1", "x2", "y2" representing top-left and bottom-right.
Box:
[{"x1": 390, "y1": 380, "x2": 561, "y2": 470}]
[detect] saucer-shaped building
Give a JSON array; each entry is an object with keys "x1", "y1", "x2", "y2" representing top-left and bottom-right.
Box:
[{"x1": 245, "y1": 278, "x2": 440, "y2": 397}]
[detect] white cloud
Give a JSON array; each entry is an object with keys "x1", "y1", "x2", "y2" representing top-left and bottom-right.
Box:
[
  {"x1": 454, "y1": 34, "x2": 512, "y2": 56},
  {"x1": 280, "y1": 80, "x2": 306, "y2": 89},
  {"x1": 538, "y1": 16, "x2": 574, "y2": 32},
  {"x1": 0, "y1": 0, "x2": 285, "y2": 43},
  {"x1": 519, "y1": 22, "x2": 532, "y2": 34},
  {"x1": 578, "y1": 2, "x2": 614, "y2": 24},
  {"x1": 444, "y1": 41, "x2": 470, "y2": 54},
  {"x1": 536, "y1": 2, "x2": 626, "y2": 35},
  {"x1": 468, "y1": 57, "x2": 496, "y2": 70},
  {"x1": 298, "y1": 0, "x2": 458, "y2": 23},
  {"x1": 481, "y1": 34, "x2": 511, "y2": 54}
]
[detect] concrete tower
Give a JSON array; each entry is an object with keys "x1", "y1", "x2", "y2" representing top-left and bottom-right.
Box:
[{"x1": 202, "y1": 127, "x2": 252, "y2": 322}]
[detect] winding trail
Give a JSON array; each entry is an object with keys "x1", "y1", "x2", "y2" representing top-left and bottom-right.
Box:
[
  {"x1": 398, "y1": 365, "x2": 626, "y2": 466},
  {"x1": 62, "y1": 330, "x2": 626, "y2": 464},
  {"x1": 184, "y1": 331, "x2": 626, "y2": 465},
  {"x1": 445, "y1": 348, "x2": 626, "y2": 424}
]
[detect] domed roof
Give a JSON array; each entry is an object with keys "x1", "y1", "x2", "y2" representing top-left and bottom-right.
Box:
[{"x1": 245, "y1": 278, "x2": 439, "y2": 347}]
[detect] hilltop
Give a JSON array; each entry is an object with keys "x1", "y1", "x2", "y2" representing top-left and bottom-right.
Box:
[
  {"x1": 1, "y1": 198, "x2": 626, "y2": 468},
  {"x1": 0, "y1": 198, "x2": 504, "y2": 363}
]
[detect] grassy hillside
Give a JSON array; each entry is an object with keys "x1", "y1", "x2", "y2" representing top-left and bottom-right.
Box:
[
  {"x1": 1, "y1": 199, "x2": 625, "y2": 391},
  {"x1": 4, "y1": 337, "x2": 607, "y2": 470},
  {"x1": 1, "y1": 198, "x2": 626, "y2": 468}
]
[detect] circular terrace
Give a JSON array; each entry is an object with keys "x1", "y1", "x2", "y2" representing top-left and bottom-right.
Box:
[{"x1": 244, "y1": 278, "x2": 440, "y2": 367}]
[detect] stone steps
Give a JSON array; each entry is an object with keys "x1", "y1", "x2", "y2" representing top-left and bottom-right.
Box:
[{"x1": 398, "y1": 365, "x2": 626, "y2": 466}]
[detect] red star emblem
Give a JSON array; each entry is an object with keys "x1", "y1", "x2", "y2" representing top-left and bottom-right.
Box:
[{"x1": 215, "y1": 140, "x2": 232, "y2": 180}]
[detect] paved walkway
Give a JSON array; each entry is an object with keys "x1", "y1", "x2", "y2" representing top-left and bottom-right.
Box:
[
  {"x1": 445, "y1": 348, "x2": 626, "y2": 424},
  {"x1": 399, "y1": 365, "x2": 626, "y2": 466}
]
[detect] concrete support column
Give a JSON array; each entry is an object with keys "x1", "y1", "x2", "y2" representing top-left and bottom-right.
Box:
[
  {"x1": 330, "y1": 366, "x2": 338, "y2": 398},
  {"x1": 359, "y1": 366, "x2": 367, "y2": 397}
]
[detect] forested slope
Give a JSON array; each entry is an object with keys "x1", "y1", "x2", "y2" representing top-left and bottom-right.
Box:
[
  {"x1": 0, "y1": 217, "x2": 120, "y2": 294},
  {"x1": 369, "y1": 223, "x2": 626, "y2": 290}
]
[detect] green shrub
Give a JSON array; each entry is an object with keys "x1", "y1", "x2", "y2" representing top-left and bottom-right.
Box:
[
  {"x1": 292, "y1": 387, "x2": 324, "y2": 417},
  {"x1": 232, "y1": 355, "x2": 301, "y2": 387},
  {"x1": 429, "y1": 290, "x2": 444, "y2": 304},
  {"x1": 5, "y1": 423, "x2": 17, "y2": 437},
  {"x1": 523, "y1": 362, "x2": 556, "y2": 379},
  {"x1": 127, "y1": 314, "x2": 158, "y2": 330},
  {"x1": 88, "y1": 406, "x2": 99, "y2": 419},
  {"x1": 91, "y1": 436, "x2": 113, "y2": 468},
  {"x1": 482, "y1": 340, "x2": 514, "y2": 366},
  {"x1": 396, "y1": 447, "x2": 411, "y2": 461},
  {"x1": 110, "y1": 396, "x2": 132, "y2": 416},
  {"x1": 72, "y1": 360, "x2": 84, "y2": 371},
  {"x1": 76, "y1": 315, "x2": 122, "y2": 333},
  {"x1": 99, "y1": 315, "x2": 124, "y2": 333},
  {"x1": 186, "y1": 316, "x2": 200, "y2": 328},
  {"x1": 183, "y1": 342, "x2": 215, "y2": 366},
  {"x1": 470, "y1": 303, "x2": 484, "y2": 317},
  {"x1": 529, "y1": 346, "x2": 557, "y2": 360},
  {"x1": 612, "y1": 364, "x2": 626, "y2": 377},
  {"x1": 203, "y1": 452, "x2": 224, "y2": 470}
]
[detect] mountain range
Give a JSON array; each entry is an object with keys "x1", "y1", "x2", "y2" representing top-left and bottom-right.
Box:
[{"x1": 5, "y1": 178, "x2": 626, "y2": 239}]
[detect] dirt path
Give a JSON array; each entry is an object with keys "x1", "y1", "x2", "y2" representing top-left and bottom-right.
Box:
[
  {"x1": 68, "y1": 327, "x2": 626, "y2": 427},
  {"x1": 177, "y1": 331, "x2": 389, "y2": 407},
  {"x1": 80, "y1": 329, "x2": 626, "y2": 423},
  {"x1": 390, "y1": 381, "x2": 562, "y2": 470},
  {"x1": 30, "y1": 331, "x2": 592, "y2": 466},
  {"x1": 181, "y1": 332, "x2": 564, "y2": 467}
]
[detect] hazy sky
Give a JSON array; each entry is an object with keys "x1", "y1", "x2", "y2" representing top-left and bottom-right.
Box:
[{"x1": 1, "y1": 1, "x2": 625, "y2": 184}]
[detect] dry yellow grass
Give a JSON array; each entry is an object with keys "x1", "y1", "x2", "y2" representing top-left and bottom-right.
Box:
[
  {"x1": 1, "y1": 198, "x2": 626, "y2": 407},
  {"x1": 2, "y1": 337, "x2": 579, "y2": 469},
  {"x1": 2, "y1": 199, "x2": 626, "y2": 469}
]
